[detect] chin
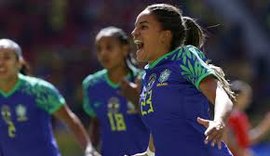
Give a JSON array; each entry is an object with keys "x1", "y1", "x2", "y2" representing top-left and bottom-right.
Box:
[
  {"x1": 136, "y1": 51, "x2": 147, "y2": 62},
  {"x1": 136, "y1": 55, "x2": 147, "y2": 63}
]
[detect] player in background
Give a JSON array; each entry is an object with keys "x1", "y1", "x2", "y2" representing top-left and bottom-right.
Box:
[
  {"x1": 224, "y1": 80, "x2": 270, "y2": 156},
  {"x1": 130, "y1": 3, "x2": 235, "y2": 156},
  {"x1": 0, "y1": 38, "x2": 100, "y2": 156},
  {"x1": 82, "y1": 26, "x2": 149, "y2": 156}
]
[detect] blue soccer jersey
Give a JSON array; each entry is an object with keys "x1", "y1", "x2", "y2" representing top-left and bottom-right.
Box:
[
  {"x1": 0, "y1": 74, "x2": 65, "y2": 156},
  {"x1": 83, "y1": 69, "x2": 149, "y2": 156},
  {"x1": 140, "y1": 45, "x2": 232, "y2": 156}
]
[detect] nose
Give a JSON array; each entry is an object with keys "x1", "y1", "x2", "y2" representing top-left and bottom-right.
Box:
[{"x1": 131, "y1": 28, "x2": 138, "y2": 39}]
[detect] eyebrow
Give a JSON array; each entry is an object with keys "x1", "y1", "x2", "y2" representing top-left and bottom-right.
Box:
[{"x1": 135, "y1": 20, "x2": 149, "y2": 26}]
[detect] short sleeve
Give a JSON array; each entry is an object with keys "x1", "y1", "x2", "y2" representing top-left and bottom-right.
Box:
[
  {"x1": 35, "y1": 80, "x2": 65, "y2": 114},
  {"x1": 179, "y1": 45, "x2": 215, "y2": 89},
  {"x1": 82, "y1": 78, "x2": 96, "y2": 117}
]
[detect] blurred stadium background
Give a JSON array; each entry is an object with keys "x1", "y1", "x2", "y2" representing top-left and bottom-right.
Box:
[{"x1": 0, "y1": 0, "x2": 269, "y2": 155}]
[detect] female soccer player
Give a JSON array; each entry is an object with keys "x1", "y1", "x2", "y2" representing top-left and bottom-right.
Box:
[
  {"x1": 82, "y1": 26, "x2": 149, "y2": 156},
  {"x1": 130, "y1": 3, "x2": 234, "y2": 156},
  {"x1": 225, "y1": 80, "x2": 270, "y2": 156},
  {"x1": 0, "y1": 39, "x2": 100, "y2": 156}
]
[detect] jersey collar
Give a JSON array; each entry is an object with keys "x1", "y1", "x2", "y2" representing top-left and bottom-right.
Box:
[
  {"x1": 0, "y1": 73, "x2": 23, "y2": 97},
  {"x1": 105, "y1": 70, "x2": 131, "y2": 89},
  {"x1": 145, "y1": 47, "x2": 181, "y2": 70}
]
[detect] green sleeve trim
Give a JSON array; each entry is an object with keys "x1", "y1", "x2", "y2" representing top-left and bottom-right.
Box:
[
  {"x1": 41, "y1": 93, "x2": 66, "y2": 114},
  {"x1": 34, "y1": 80, "x2": 67, "y2": 114},
  {"x1": 83, "y1": 102, "x2": 96, "y2": 117},
  {"x1": 179, "y1": 45, "x2": 218, "y2": 89},
  {"x1": 48, "y1": 100, "x2": 65, "y2": 114},
  {"x1": 195, "y1": 71, "x2": 215, "y2": 90}
]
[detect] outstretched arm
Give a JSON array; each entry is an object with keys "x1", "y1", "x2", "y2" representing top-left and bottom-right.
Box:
[
  {"x1": 249, "y1": 112, "x2": 270, "y2": 145},
  {"x1": 197, "y1": 76, "x2": 233, "y2": 149},
  {"x1": 88, "y1": 117, "x2": 100, "y2": 148},
  {"x1": 54, "y1": 105, "x2": 100, "y2": 156}
]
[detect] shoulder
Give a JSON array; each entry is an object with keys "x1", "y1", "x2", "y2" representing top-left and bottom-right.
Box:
[
  {"x1": 171, "y1": 45, "x2": 210, "y2": 70},
  {"x1": 185, "y1": 45, "x2": 206, "y2": 59},
  {"x1": 82, "y1": 69, "x2": 107, "y2": 88},
  {"x1": 20, "y1": 74, "x2": 56, "y2": 90},
  {"x1": 173, "y1": 45, "x2": 206, "y2": 61},
  {"x1": 163, "y1": 45, "x2": 206, "y2": 64}
]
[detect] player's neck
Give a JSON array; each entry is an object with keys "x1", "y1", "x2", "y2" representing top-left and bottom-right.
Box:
[
  {"x1": 107, "y1": 67, "x2": 129, "y2": 84},
  {"x1": 0, "y1": 76, "x2": 19, "y2": 93}
]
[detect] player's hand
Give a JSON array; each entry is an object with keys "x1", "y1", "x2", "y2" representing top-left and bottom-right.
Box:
[
  {"x1": 124, "y1": 152, "x2": 148, "y2": 156},
  {"x1": 197, "y1": 117, "x2": 225, "y2": 149},
  {"x1": 262, "y1": 112, "x2": 270, "y2": 129},
  {"x1": 85, "y1": 146, "x2": 101, "y2": 156},
  {"x1": 85, "y1": 150, "x2": 101, "y2": 156}
]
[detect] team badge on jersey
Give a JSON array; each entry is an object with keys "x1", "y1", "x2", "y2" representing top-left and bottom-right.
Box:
[
  {"x1": 146, "y1": 73, "x2": 157, "y2": 92},
  {"x1": 107, "y1": 97, "x2": 120, "y2": 113},
  {"x1": 16, "y1": 104, "x2": 28, "y2": 122},
  {"x1": 157, "y1": 69, "x2": 171, "y2": 87}
]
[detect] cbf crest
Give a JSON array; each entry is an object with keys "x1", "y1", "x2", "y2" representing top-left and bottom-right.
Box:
[
  {"x1": 107, "y1": 97, "x2": 120, "y2": 114},
  {"x1": 157, "y1": 69, "x2": 171, "y2": 86},
  {"x1": 146, "y1": 73, "x2": 157, "y2": 92},
  {"x1": 16, "y1": 104, "x2": 28, "y2": 122}
]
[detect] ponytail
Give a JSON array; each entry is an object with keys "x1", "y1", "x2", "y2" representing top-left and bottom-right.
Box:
[
  {"x1": 208, "y1": 63, "x2": 235, "y2": 101},
  {"x1": 183, "y1": 16, "x2": 205, "y2": 48},
  {"x1": 183, "y1": 16, "x2": 235, "y2": 101},
  {"x1": 19, "y1": 59, "x2": 31, "y2": 75}
]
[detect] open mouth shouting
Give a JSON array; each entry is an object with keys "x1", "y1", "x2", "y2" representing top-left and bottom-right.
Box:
[{"x1": 134, "y1": 40, "x2": 144, "y2": 52}]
